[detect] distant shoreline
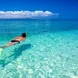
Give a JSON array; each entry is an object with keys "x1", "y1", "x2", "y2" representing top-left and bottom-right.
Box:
[{"x1": 0, "y1": 19, "x2": 78, "y2": 21}]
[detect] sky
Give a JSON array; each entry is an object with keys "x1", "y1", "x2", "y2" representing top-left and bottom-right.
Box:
[{"x1": 0, "y1": 0, "x2": 78, "y2": 19}]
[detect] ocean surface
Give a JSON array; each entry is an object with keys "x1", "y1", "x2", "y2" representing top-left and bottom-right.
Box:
[{"x1": 0, "y1": 19, "x2": 78, "y2": 78}]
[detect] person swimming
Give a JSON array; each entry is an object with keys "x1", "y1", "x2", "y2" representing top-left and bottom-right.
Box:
[{"x1": 1, "y1": 32, "x2": 26, "y2": 48}]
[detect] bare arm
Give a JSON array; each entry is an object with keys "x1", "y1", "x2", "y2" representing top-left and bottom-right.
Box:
[{"x1": 20, "y1": 38, "x2": 26, "y2": 42}]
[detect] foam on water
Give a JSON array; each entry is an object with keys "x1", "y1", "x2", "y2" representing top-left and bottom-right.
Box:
[{"x1": 0, "y1": 30, "x2": 78, "y2": 78}]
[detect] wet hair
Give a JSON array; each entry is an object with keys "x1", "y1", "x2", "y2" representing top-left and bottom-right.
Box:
[{"x1": 22, "y1": 33, "x2": 26, "y2": 37}]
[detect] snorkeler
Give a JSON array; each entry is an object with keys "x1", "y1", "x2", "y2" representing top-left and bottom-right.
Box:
[{"x1": 1, "y1": 32, "x2": 26, "y2": 48}]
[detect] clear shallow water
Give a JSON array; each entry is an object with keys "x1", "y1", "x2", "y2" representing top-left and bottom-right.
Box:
[{"x1": 0, "y1": 19, "x2": 78, "y2": 78}]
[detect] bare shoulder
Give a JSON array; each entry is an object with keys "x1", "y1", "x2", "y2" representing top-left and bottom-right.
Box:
[
  {"x1": 16, "y1": 36, "x2": 21, "y2": 38},
  {"x1": 14, "y1": 36, "x2": 21, "y2": 39},
  {"x1": 14, "y1": 36, "x2": 26, "y2": 41}
]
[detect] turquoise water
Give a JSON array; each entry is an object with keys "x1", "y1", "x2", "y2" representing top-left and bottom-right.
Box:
[{"x1": 0, "y1": 19, "x2": 78, "y2": 78}]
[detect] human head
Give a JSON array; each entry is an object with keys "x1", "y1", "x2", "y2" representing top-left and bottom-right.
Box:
[{"x1": 22, "y1": 33, "x2": 26, "y2": 37}]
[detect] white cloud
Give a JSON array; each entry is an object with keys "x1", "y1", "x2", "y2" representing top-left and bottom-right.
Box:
[{"x1": 0, "y1": 11, "x2": 58, "y2": 19}]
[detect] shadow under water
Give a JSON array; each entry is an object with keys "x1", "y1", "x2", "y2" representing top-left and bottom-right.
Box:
[{"x1": 0, "y1": 43, "x2": 32, "y2": 68}]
